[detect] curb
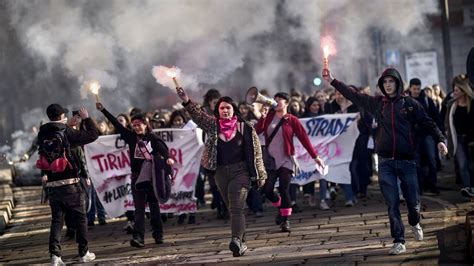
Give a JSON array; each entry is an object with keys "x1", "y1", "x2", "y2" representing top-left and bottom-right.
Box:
[{"x1": 0, "y1": 167, "x2": 14, "y2": 234}]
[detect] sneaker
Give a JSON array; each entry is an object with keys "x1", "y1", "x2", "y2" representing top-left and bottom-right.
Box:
[
  {"x1": 122, "y1": 221, "x2": 134, "y2": 234},
  {"x1": 412, "y1": 223, "x2": 424, "y2": 241},
  {"x1": 130, "y1": 238, "x2": 145, "y2": 248},
  {"x1": 320, "y1": 200, "x2": 330, "y2": 210},
  {"x1": 155, "y1": 237, "x2": 164, "y2": 244},
  {"x1": 80, "y1": 251, "x2": 96, "y2": 263},
  {"x1": 51, "y1": 254, "x2": 65, "y2": 266},
  {"x1": 388, "y1": 242, "x2": 406, "y2": 255},
  {"x1": 345, "y1": 199, "x2": 356, "y2": 207},
  {"x1": 399, "y1": 194, "x2": 405, "y2": 203},
  {"x1": 461, "y1": 187, "x2": 474, "y2": 198},
  {"x1": 281, "y1": 219, "x2": 291, "y2": 232},
  {"x1": 87, "y1": 221, "x2": 95, "y2": 227},
  {"x1": 229, "y1": 237, "x2": 247, "y2": 257},
  {"x1": 99, "y1": 219, "x2": 107, "y2": 225},
  {"x1": 254, "y1": 211, "x2": 263, "y2": 218}
]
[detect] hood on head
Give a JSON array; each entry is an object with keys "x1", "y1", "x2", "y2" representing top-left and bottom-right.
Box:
[{"x1": 377, "y1": 68, "x2": 404, "y2": 98}]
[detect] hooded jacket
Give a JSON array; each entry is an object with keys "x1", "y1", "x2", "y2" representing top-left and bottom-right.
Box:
[
  {"x1": 330, "y1": 68, "x2": 445, "y2": 160},
  {"x1": 38, "y1": 118, "x2": 99, "y2": 182}
]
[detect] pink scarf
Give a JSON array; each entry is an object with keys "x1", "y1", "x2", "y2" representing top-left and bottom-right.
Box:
[{"x1": 219, "y1": 116, "x2": 238, "y2": 140}]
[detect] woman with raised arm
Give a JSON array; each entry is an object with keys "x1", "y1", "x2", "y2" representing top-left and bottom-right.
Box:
[
  {"x1": 96, "y1": 103, "x2": 174, "y2": 248},
  {"x1": 175, "y1": 86, "x2": 266, "y2": 257}
]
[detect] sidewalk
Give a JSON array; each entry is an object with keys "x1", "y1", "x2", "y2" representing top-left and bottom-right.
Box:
[{"x1": 0, "y1": 162, "x2": 472, "y2": 264}]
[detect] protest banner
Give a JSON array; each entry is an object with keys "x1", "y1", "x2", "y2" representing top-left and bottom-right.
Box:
[
  {"x1": 292, "y1": 113, "x2": 359, "y2": 185},
  {"x1": 84, "y1": 128, "x2": 204, "y2": 217}
]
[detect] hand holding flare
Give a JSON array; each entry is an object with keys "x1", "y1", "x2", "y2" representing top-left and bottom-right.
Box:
[{"x1": 320, "y1": 35, "x2": 336, "y2": 80}]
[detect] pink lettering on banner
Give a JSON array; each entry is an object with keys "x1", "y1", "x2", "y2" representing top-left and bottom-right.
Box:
[
  {"x1": 160, "y1": 203, "x2": 197, "y2": 212},
  {"x1": 96, "y1": 174, "x2": 129, "y2": 194},
  {"x1": 314, "y1": 142, "x2": 341, "y2": 159},
  {"x1": 91, "y1": 151, "x2": 131, "y2": 173},
  {"x1": 169, "y1": 148, "x2": 183, "y2": 165}
]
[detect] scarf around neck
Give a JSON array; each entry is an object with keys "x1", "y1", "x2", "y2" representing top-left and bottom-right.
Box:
[{"x1": 219, "y1": 116, "x2": 238, "y2": 140}]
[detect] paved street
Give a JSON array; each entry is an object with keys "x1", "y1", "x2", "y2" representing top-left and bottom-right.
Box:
[{"x1": 0, "y1": 167, "x2": 472, "y2": 265}]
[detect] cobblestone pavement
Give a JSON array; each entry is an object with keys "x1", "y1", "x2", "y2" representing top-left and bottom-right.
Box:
[{"x1": 0, "y1": 168, "x2": 472, "y2": 265}]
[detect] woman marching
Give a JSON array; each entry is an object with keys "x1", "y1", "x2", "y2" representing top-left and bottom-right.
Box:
[
  {"x1": 96, "y1": 103, "x2": 174, "y2": 248},
  {"x1": 176, "y1": 86, "x2": 267, "y2": 257},
  {"x1": 255, "y1": 92, "x2": 325, "y2": 232}
]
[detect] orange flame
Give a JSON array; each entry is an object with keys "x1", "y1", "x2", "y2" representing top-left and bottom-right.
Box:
[{"x1": 320, "y1": 35, "x2": 337, "y2": 59}]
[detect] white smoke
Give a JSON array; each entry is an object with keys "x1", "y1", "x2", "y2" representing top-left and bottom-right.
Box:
[{"x1": 7, "y1": 0, "x2": 439, "y2": 108}]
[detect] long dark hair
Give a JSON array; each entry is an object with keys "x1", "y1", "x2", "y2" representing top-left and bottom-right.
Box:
[{"x1": 213, "y1": 96, "x2": 243, "y2": 121}]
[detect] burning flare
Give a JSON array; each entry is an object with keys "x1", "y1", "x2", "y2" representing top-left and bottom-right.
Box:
[
  {"x1": 88, "y1": 80, "x2": 101, "y2": 102},
  {"x1": 320, "y1": 35, "x2": 337, "y2": 77},
  {"x1": 152, "y1": 65, "x2": 182, "y2": 90}
]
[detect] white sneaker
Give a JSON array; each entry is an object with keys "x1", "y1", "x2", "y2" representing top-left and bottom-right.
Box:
[
  {"x1": 345, "y1": 199, "x2": 356, "y2": 207},
  {"x1": 388, "y1": 242, "x2": 406, "y2": 255},
  {"x1": 412, "y1": 223, "x2": 424, "y2": 241},
  {"x1": 51, "y1": 254, "x2": 65, "y2": 266},
  {"x1": 319, "y1": 200, "x2": 330, "y2": 210},
  {"x1": 80, "y1": 251, "x2": 96, "y2": 263},
  {"x1": 461, "y1": 187, "x2": 474, "y2": 198}
]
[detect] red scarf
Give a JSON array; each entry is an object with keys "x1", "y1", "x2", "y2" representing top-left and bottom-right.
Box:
[{"x1": 219, "y1": 116, "x2": 238, "y2": 140}]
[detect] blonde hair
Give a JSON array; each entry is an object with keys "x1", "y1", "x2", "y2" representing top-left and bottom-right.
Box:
[{"x1": 454, "y1": 78, "x2": 473, "y2": 113}]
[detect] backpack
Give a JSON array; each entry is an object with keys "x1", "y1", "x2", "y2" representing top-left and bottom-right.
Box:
[{"x1": 36, "y1": 127, "x2": 75, "y2": 173}]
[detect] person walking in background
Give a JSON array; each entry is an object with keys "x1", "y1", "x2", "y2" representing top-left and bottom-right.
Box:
[{"x1": 444, "y1": 77, "x2": 474, "y2": 198}]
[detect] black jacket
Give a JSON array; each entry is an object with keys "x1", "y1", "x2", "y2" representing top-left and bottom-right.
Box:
[
  {"x1": 410, "y1": 90, "x2": 444, "y2": 135},
  {"x1": 101, "y1": 108, "x2": 169, "y2": 174},
  {"x1": 331, "y1": 68, "x2": 445, "y2": 160},
  {"x1": 38, "y1": 118, "x2": 99, "y2": 182}
]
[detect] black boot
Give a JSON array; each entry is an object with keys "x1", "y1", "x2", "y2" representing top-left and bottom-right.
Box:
[
  {"x1": 275, "y1": 211, "x2": 283, "y2": 225},
  {"x1": 281, "y1": 217, "x2": 291, "y2": 232},
  {"x1": 178, "y1": 214, "x2": 186, "y2": 225}
]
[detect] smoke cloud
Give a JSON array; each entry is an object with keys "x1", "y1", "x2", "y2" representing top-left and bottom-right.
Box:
[{"x1": 5, "y1": 0, "x2": 439, "y2": 119}]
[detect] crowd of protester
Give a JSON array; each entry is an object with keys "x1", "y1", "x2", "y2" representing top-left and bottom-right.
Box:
[{"x1": 31, "y1": 71, "x2": 473, "y2": 262}]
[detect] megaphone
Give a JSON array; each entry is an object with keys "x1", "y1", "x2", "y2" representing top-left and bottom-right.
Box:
[{"x1": 245, "y1": 86, "x2": 277, "y2": 108}]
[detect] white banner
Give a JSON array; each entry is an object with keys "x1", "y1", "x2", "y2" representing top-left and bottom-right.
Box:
[
  {"x1": 84, "y1": 128, "x2": 204, "y2": 218},
  {"x1": 292, "y1": 113, "x2": 359, "y2": 185}
]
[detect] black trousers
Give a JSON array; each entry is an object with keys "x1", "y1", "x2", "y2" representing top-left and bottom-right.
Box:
[
  {"x1": 131, "y1": 174, "x2": 163, "y2": 242},
  {"x1": 48, "y1": 183, "x2": 88, "y2": 257}
]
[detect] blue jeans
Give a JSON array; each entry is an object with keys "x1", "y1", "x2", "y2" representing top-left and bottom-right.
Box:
[
  {"x1": 455, "y1": 136, "x2": 474, "y2": 188},
  {"x1": 87, "y1": 184, "x2": 106, "y2": 223},
  {"x1": 378, "y1": 158, "x2": 421, "y2": 244}
]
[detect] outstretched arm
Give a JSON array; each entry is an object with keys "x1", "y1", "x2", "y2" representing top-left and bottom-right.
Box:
[
  {"x1": 177, "y1": 87, "x2": 217, "y2": 133},
  {"x1": 323, "y1": 70, "x2": 378, "y2": 115},
  {"x1": 96, "y1": 102, "x2": 134, "y2": 142}
]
